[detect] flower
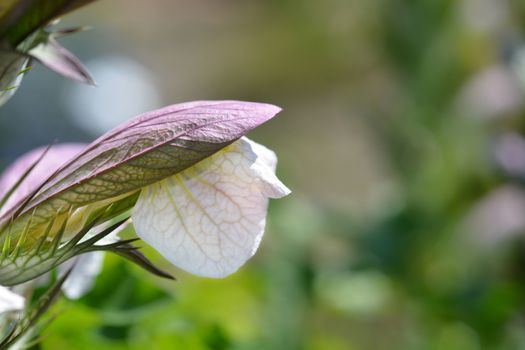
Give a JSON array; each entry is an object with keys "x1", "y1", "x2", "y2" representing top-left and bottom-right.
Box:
[
  {"x1": 0, "y1": 100, "x2": 290, "y2": 281},
  {"x1": 133, "y1": 136, "x2": 290, "y2": 277}
]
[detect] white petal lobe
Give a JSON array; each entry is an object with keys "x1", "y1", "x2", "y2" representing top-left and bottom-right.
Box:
[
  {"x1": 61, "y1": 252, "x2": 105, "y2": 299},
  {"x1": 0, "y1": 286, "x2": 24, "y2": 313},
  {"x1": 59, "y1": 227, "x2": 121, "y2": 299},
  {"x1": 132, "y1": 137, "x2": 290, "y2": 278}
]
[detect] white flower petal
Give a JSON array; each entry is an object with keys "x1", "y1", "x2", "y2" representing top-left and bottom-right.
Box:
[
  {"x1": 240, "y1": 137, "x2": 290, "y2": 198},
  {"x1": 132, "y1": 137, "x2": 290, "y2": 278},
  {"x1": 0, "y1": 286, "x2": 24, "y2": 313},
  {"x1": 243, "y1": 137, "x2": 278, "y2": 171},
  {"x1": 59, "y1": 225, "x2": 124, "y2": 299},
  {"x1": 60, "y1": 252, "x2": 105, "y2": 299}
]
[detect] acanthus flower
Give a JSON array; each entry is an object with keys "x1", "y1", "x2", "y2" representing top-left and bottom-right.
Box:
[{"x1": 0, "y1": 100, "x2": 290, "y2": 284}]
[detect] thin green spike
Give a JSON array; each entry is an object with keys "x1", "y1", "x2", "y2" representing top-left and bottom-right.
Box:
[
  {"x1": 77, "y1": 217, "x2": 129, "y2": 249},
  {"x1": 10, "y1": 208, "x2": 35, "y2": 260},
  {"x1": 0, "y1": 217, "x2": 14, "y2": 261},
  {"x1": 17, "y1": 65, "x2": 33, "y2": 76},
  {"x1": 1, "y1": 232, "x2": 10, "y2": 260},
  {"x1": 0, "y1": 85, "x2": 17, "y2": 91},
  {"x1": 31, "y1": 215, "x2": 57, "y2": 258},
  {"x1": 48, "y1": 208, "x2": 71, "y2": 258},
  {"x1": 64, "y1": 204, "x2": 111, "y2": 249}
]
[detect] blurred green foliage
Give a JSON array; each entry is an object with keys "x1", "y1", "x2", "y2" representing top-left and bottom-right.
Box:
[{"x1": 5, "y1": 0, "x2": 525, "y2": 349}]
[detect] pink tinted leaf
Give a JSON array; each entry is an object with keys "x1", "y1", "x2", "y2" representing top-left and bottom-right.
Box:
[
  {"x1": 29, "y1": 35, "x2": 94, "y2": 85},
  {"x1": 0, "y1": 143, "x2": 86, "y2": 213}
]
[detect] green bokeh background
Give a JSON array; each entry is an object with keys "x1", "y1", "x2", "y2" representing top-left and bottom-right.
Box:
[{"x1": 4, "y1": 0, "x2": 525, "y2": 349}]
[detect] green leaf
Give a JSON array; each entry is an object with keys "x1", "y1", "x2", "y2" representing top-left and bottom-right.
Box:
[
  {"x1": 0, "y1": 214, "x2": 130, "y2": 286},
  {"x1": 103, "y1": 243, "x2": 175, "y2": 281}
]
